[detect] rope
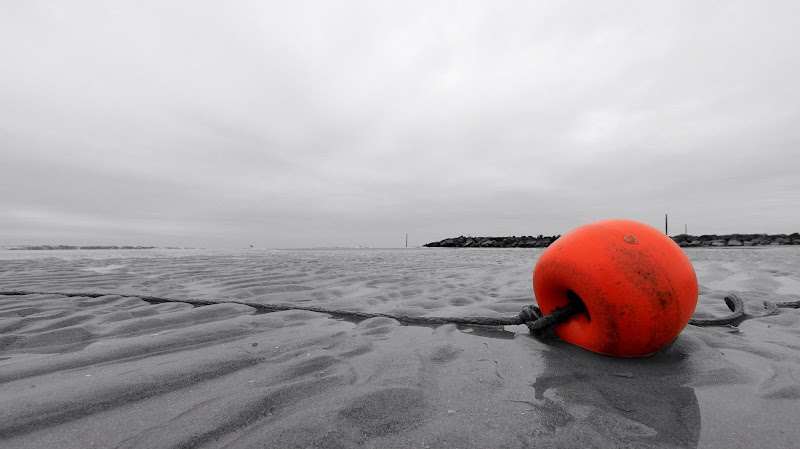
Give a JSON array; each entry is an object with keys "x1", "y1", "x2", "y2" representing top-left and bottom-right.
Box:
[
  {"x1": 688, "y1": 294, "x2": 746, "y2": 326},
  {"x1": 686, "y1": 294, "x2": 800, "y2": 326},
  {"x1": 687, "y1": 294, "x2": 800, "y2": 326},
  {"x1": 0, "y1": 290, "x2": 578, "y2": 331},
  {"x1": 1, "y1": 290, "x2": 796, "y2": 331}
]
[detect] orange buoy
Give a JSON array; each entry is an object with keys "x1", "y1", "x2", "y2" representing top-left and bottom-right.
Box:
[{"x1": 533, "y1": 219, "x2": 698, "y2": 357}]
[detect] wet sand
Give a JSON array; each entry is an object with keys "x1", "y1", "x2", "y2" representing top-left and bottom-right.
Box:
[{"x1": 1, "y1": 247, "x2": 799, "y2": 448}]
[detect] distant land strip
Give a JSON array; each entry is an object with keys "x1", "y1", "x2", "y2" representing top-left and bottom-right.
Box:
[
  {"x1": 424, "y1": 233, "x2": 800, "y2": 248},
  {"x1": 5, "y1": 245, "x2": 177, "y2": 250}
]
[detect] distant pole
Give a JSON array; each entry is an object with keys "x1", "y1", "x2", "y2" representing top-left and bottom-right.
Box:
[
  {"x1": 405, "y1": 233, "x2": 408, "y2": 248},
  {"x1": 665, "y1": 214, "x2": 668, "y2": 235}
]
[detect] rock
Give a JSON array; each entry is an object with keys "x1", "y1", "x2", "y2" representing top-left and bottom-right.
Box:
[{"x1": 422, "y1": 232, "x2": 796, "y2": 248}]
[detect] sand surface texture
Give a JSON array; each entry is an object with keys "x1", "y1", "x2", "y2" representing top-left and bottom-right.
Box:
[{"x1": 1, "y1": 247, "x2": 799, "y2": 448}]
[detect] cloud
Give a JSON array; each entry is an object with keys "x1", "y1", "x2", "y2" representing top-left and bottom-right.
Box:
[{"x1": 1, "y1": 1, "x2": 799, "y2": 247}]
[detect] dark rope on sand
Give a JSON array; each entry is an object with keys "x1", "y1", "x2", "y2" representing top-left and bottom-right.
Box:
[
  {"x1": 688, "y1": 294, "x2": 746, "y2": 326},
  {"x1": 0, "y1": 290, "x2": 577, "y2": 332},
  {"x1": 0, "y1": 290, "x2": 794, "y2": 331},
  {"x1": 686, "y1": 294, "x2": 800, "y2": 326}
]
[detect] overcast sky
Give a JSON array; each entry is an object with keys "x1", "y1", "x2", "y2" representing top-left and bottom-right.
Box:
[{"x1": 2, "y1": 1, "x2": 798, "y2": 248}]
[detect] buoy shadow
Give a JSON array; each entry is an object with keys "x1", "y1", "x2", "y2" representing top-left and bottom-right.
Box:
[{"x1": 528, "y1": 336, "x2": 701, "y2": 447}]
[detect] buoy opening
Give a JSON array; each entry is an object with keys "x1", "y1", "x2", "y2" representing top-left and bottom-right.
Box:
[{"x1": 566, "y1": 289, "x2": 590, "y2": 322}]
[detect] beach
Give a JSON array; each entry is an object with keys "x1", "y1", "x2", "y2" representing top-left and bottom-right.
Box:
[{"x1": 1, "y1": 247, "x2": 799, "y2": 448}]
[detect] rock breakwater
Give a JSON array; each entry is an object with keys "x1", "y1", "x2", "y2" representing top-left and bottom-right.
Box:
[
  {"x1": 424, "y1": 235, "x2": 561, "y2": 248},
  {"x1": 670, "y1": 233, "x2": 800, "y2": 247},
  {"x1": 424, "y1": 233, "x2": 800, "y2": 248}
]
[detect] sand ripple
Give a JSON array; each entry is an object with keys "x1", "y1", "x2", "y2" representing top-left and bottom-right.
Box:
[{"x1": 0, "y1": 247, "x2": 798, "y2": 448}]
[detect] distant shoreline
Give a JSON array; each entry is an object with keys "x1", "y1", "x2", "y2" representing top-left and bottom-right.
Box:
[
  {"x1": 424, "y1": 233, "x2": 800, "y2": 248},
  {"x1": 4, "y1": 245, "x2": 179, "y2": 250}
]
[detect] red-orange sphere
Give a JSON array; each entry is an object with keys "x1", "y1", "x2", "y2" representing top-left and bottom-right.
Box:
[{"x1": 533, "y1": 219, "x2": 698, "y2": 357}]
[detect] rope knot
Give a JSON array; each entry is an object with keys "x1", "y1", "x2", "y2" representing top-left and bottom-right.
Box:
[
  {"x1": 519, "y1": 302, "x2": 587, "y2": 333},
  {"x1": 519, "y1": 305, "x2": 542, "y2": 322},
  {"x1": 519, "y1": 305, "x2": 545, "y2": 333}
]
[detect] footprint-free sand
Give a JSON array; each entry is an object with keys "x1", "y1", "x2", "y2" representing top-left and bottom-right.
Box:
[{"x1": 1, "y1": 247, "x2": 799, "y2": 448}]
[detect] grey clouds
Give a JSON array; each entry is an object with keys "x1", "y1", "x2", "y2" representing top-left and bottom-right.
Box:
[{"x1": 1, "y1": 1, "x2": 798, "y2": 248}]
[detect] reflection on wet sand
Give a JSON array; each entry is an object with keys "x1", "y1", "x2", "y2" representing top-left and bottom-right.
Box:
[{"x1": 529, "y1": 334, "x2": 700, "y2": 447}]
